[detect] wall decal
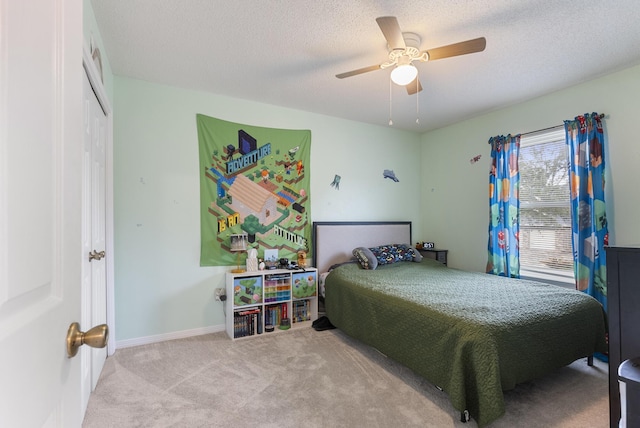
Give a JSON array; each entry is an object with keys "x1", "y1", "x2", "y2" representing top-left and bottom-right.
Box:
[
  {"x1": 197, "y1": 114, "x2": 311, "y2": 266},
  {"x1": 330, "y1": 174, "x2": 341, "y2": 190},
  {"x1": 470, "y1": 154, "x2": 482, "y2": 164},
  {"x1": 383, "y1": 169, "x2": 399, "y2": 182}
]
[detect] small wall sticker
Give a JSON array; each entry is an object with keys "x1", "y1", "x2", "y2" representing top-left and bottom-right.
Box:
[
  {"x1": 330, "y1": 174, "x2": 341, "y2": 190},
  {"x1": 383, "y1": 169, "x2": 399, "y2": 182}
]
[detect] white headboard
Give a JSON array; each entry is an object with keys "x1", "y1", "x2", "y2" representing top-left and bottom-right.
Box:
[{"x1": 312, "y1": 221, "x2": 412, "y2": 274}]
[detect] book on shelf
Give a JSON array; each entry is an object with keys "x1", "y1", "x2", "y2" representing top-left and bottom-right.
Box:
[
  {"x1": 293, "y1": 299, "x2": 311, "y2": 323},
  {"x1": 265, "y1": 273, "x2": 290, "y2": 280},
  {"x1": 264, "y1": 302, "x2": 288, "y2": 327},
  {"x1": 233, "y1": 307, "x2": 262, "y2": 338}
]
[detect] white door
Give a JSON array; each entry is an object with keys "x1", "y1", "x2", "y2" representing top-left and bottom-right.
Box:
[
  {"x1": 0, "y1": 1, "x2": 85, "y2": 426},
  {"x1": 81, "y1": 68, "x2": 108, "y2": 411}
]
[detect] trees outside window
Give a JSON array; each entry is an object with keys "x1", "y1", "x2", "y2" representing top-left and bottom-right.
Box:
[{"x1": 519, "y1": 129, "x2": 573, "y2": 286}]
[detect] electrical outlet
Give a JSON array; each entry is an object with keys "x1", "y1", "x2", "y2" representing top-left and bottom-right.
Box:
[{"x1": 214, "y1": 288, "x2": 226, "y2": 301}]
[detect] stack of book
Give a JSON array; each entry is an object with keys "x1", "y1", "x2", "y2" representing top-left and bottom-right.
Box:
[
  {"x1": 233, "y1": 308, "x2": 262, "y2": 338},
  {"x1": 264, "y1": 303, "x2": 287, "y2": 327},
  {"x1": 292, "y1": 299, "x2": 312, "y2": 323}
]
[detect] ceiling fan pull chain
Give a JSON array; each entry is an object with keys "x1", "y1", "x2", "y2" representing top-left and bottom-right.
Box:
[
  {"x1": 416, "y1": 75, "x2": 420, "y2": 124},
  {"x1": 388, "y1": 77, "x2": 393, "y2": 126}
]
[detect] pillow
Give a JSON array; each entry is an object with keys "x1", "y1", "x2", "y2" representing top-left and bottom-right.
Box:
[
  {"x1": 352, "y1": 247, "x2": 378, "y2": 270},
  {"x1": 369, "y1": 243, "x2": 415, "y2": 265},
  {"x1": 411, "y1": 247, "x2": 423, "y2": 262}
]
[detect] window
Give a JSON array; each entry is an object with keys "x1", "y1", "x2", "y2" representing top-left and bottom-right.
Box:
[{"x1": 519, "y1": 129, "x2": 574, "y2": 287}]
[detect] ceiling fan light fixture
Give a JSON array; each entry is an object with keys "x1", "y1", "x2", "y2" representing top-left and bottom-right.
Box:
[{"x1": 390, "y1": 63, "x2": 417, "y2": 86}]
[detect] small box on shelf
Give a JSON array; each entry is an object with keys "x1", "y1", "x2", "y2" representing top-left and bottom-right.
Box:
[
  {"x1": 264, "y1": 272, "x2": 290, "y2": 303},
  {"x1": 292, "y1": 271, "x2": 317, "y2": 299},
  {"x1": 231, "y1": 275, "x2": 262, "y2": 306}
]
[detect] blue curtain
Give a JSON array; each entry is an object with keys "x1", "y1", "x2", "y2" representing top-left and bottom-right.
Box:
[
  {"x1": 486, "y1": 135, "x2": 521, "y2": 277},
  {"x1": 564, "y1": 113, "x2": 608, "y2": 308}
]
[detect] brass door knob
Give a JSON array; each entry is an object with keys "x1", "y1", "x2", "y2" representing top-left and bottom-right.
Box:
[{"x1": 66, "y1": 322, "x2": 108, "y2": 358}]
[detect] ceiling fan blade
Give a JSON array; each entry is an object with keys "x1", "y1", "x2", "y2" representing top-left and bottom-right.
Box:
[
  {"x1": 406, "y1": 77, "x2": 423, "y2": 95},
  {"x1": 335, "y1": 64, "x2": 382, "y2": 79},
  {"x1": 376, "y1": 16, "x2": 405, "y2": 50},
  {"x1": 423, "y1": 37, "x2": 486, "y2": 61}
]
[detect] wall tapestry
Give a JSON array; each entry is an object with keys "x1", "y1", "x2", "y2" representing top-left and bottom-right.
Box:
[{"x1": 197, "y1": 114, "x2": 312, "y2": 266}]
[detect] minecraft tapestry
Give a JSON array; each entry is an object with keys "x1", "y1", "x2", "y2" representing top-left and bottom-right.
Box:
[{"x1": 197, "y1": 114, "x2": 312, "y2": 266}]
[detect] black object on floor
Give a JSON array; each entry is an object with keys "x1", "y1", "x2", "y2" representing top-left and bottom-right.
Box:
[{"x1": 312, "y1": 316, "x2": 335, "y2": 331}]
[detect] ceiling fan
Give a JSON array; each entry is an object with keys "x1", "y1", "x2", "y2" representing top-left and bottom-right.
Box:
[{"x1": 336, "y1": 16, "x2": 486, "y2": 95}]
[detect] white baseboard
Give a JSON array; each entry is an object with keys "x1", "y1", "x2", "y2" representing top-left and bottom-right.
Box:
[{"x1": 115, "y1": 324, "x2": 226, "y2": 350}]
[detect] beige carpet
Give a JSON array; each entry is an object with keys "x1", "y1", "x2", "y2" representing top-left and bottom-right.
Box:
[{"x1": 83, "y1": 328, "x2": 609, "y2": 428}]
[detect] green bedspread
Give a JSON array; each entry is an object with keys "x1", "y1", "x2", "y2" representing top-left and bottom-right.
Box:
[{"x1": 324, "y1": 260, "x2": 607, "y2": 427}]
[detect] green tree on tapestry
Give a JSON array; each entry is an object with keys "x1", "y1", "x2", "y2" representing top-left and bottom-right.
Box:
[
  {"x1": 197, "y1": 114, "x2": 312, "y2": 266},
  {"x1": 241, "y1": 214, "x2": 268, "y2": 244}
]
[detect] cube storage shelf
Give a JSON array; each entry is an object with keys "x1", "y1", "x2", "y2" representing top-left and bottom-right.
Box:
[{"x1": 225, "y1": 268, "x2": 318, "y2": 340}]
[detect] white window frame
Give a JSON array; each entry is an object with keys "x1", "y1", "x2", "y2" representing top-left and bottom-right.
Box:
[{"x1": 519, "y1": 128, "x2": 574, "y2": 288}]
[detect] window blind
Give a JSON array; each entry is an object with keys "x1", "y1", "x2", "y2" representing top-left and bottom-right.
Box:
[{"x1": 519, "y1": 130, "x2": 573, "y2": 281}]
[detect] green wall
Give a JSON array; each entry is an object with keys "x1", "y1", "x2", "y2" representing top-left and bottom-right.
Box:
[
  {"x1": 113, "y1": 77, "x2": 422, "y2": 342},
  {"x1": 420, "y1": 64, "x2": 640, "y2": 272}
]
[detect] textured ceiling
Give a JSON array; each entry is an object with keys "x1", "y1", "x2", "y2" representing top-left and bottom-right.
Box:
[{"x1": 91, "y1": 0, "x2": 640, "y2": 133}]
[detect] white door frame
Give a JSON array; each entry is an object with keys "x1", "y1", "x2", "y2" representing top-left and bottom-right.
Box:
[{"x1": 82, "y1": 46, "x2": 115, "y2": 355}]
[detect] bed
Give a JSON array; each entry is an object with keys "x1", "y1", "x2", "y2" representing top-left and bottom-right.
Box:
[{"x1": 312, "y1": 221, "x2": 608, "y2": 427}]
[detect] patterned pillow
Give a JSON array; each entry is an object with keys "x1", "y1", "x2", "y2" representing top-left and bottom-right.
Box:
[
  {"x1": 369, "y1": 244, "x2": 415, "y2": 265},
  {"x1": 352, "y1": 247, "x2": 378, "y2": 270}
]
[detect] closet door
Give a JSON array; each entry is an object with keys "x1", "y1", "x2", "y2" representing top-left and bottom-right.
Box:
[{"x1": 81, "y1": 67, "x2": 108, "y2": 412}]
